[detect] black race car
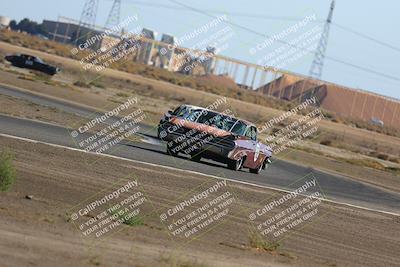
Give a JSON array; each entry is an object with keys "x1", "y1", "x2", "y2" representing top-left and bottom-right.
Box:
[{"x1": 4, "y1": 54, "x2": 60, "y2": 75}]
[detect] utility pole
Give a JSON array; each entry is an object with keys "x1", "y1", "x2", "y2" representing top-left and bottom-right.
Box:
[
  {"x1": 309, "y1": 0, "x2": 335, "y2": 79},
  {"x1": 105, "y1": 0, "x2": 122, "y2": 31},
  {"x1": 75, "y1": 0, "x2": 99, "y2": 45}
]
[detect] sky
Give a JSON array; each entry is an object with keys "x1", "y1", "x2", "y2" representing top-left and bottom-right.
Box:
[{"x1": 1, "y1": 0, "x2": 399, "y2": 99}]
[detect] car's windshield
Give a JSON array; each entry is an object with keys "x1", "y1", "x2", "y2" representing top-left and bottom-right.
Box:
[
  {"x1": 182, "y1": 108, "x2": 203, "y2": 122},
  {"x1": 230, "y1": 120, "x2": 248, "y2": 136},
  {"x1": 34, "y1": 57, "x2": 44, "y2": 63}
]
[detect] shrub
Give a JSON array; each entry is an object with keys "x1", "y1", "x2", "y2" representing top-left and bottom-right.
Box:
[
  {"x1": 377, "y1": 153, "x2": 389, "y2": 161},
  {"x1": 111, "y1": 208, "x2": 144, "y2": 226},
  {"x1": 73, "y1": 80, "x2": 91, "y2": 88},
  {"x1": 320, "y1": 139, "x2": 332, "y2": 146},
  {"x1": 345, "y1": 158, "x2": 385, "y2": 170},
  {"x1": 386, "y1": 167, "x2": 400, "y2": 174},
  {"x1": 369, "y1": 151, "x2": 390, "y2": 161},
  {"x1": 115, "y1": 92, "x2": 129, "y2": 98},
  {"x1": 248, "y1": 229, "x2": 279, "y2": 251},
  {"x1": 123, "y1": 215, "x2": 144, "y2": 226},
  {"x1": 0, "y1": 150, "x2": 17, "y2": 191},
  {"x1": 89, "y1": 80, "x2": 106, "y2": 89}
]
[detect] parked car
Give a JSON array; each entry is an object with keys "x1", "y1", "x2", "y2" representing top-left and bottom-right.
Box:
[
  {"x1": 158, "y1": 104, "x2": 272, "y2": 174},
  {"x1": 4, "y1": 54, "x2": 60, "y2": 75}
]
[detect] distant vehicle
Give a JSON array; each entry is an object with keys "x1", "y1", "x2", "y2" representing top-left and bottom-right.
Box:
[
  {"x1": 4, "y1": 54, "x2": 60, "y2": 75},
  {"x1": 370, "y1": 117, "x2": 384, "y2": 127},
  {"x1": 158, "y1": 104, "x2": 273, "y2": 174}
]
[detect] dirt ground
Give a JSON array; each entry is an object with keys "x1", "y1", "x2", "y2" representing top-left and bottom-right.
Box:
[
  {"x1": 0, "y1": 136, "x2": 399, "y2": 267},
  {"x1": 0, "y1": 93, "x2": 82, "y2": 126}
]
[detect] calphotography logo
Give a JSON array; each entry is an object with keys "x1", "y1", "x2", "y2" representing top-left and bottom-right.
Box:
[
  {"x1": 159, "y1": 180, "x2": 238, "y2": 241},
  {"x1": 68, "y1": 96, "x2": 147, "y2": 164},
  {"x1": 248, "y1": 175, "x2": 327, "y2": 243}
]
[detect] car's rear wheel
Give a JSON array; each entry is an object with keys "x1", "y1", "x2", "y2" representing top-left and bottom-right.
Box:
[
  {"x1": 228, "y1": 157, "x2": 243, "y2": 171},
  {"x1": 262, "y1": 158, "x2": 271, "y2": 170}
]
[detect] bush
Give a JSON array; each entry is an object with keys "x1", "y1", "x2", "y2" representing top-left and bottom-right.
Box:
[
  {"x1": 320, "y1": 139, "x2": 332, "y2": 146},
  {"x1": 73, "y1": 80, "x2": 91, "y2": 88},
  {"x1": 369, "y1": 151, "x2": 390, "y2": 161},
  {"x1": 115, "y1": 92, "x2": 129, "y2": 98},
  {"x1": 0, "y1": 150, "x2": 17, "y2": 191},
  {"x1": 377, "y1": 153, "x2": 389, "y2": 161},
  {"x1": 124, "y1": 216, "x2": 144, "y2": 226},
  {"x1": 248, "y1": 229, "x2": 279, "y2": 251},
  {"x1": 111, "y1": 208, "x2": 144, "y2": 226},
  {"x1": 89, "y1": 80, "x2": 105, "y2": 89}
]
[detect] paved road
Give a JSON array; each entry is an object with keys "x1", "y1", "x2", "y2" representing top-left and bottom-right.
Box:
[
  {"x1": 1, "y1": 85, "x2": 400, "y2": 214},
  {"x1": 0, "y1": 84, "x2": 155, "y2": 135}
]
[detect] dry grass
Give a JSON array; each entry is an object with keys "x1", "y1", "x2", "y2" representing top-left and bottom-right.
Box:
[
  {"x1": 0, "y1": 150, "x2": 16, "y2": 191},
  {"x1": 248, "y1": 229, "x2": 280, "y2": 252}
]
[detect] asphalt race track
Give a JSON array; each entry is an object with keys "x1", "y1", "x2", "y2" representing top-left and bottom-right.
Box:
[{"x1": 1, "y1": 85, "x2": 400, "y2": 214}]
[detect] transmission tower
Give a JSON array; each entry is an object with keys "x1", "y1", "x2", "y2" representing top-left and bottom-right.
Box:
[
  {"x1": 105, "y1": 0, "x2": 122, "y2": 30},
  {"x1": 309, "y1": 0, "x2": 335, "y2": 79},
  {"x1": 75, "y1": 0, "x2": 99, "y2": 44}
]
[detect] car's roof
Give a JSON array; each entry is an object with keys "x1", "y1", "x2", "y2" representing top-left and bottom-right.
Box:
[{"x1": 181, "y1": 104, "x2": 256, "y2": 127}]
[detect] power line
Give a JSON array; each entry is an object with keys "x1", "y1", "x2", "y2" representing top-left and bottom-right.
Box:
[
  {"x1": 124, "y1": 0, "x2": 324, "y2": 22},
  {"x1": 326, "y1": 57, "x2": 400, "y2": 82},
  {"x1": 167, "y1": 0, "x2": 400, "y2": 83},
  {"x1": 331, "y1": 22, "x2": 400, "y2": 53},
  {"x1": 125, "y1": 0, "x2": 400, "y2": 55},
  {"x1": 126, "y1": 0, "x2": 400, "y2": 50}
]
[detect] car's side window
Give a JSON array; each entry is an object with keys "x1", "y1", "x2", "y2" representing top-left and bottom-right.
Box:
[
  {"x1": 250, "y1": 126, "x2": 257, "y2": 141},
  {"x1": 245, "y1": 126, "x2": 252, "y2": 139},
  {"x1": 25, "y1": 57, "x2": 34, "y2": 65},
  {"x1": 244, "y1": 126, "x2": 257, "y2": 141}
]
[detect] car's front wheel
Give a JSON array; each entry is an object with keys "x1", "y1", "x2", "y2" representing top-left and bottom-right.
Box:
[
  {"x1": 166, "y1": 145, "x2": 178, "y2": 157},
  {"x1": 190, "y1": 152, "x2": 202, "y2": 162},
  {"x1": 249, "y1": 163, "x2": 262, "y2": 174},
  {"x1": 227, "y1": 157, "x2": 243, "y2": 171}
]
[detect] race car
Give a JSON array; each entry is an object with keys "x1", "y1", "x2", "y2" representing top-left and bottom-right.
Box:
[
  {"x1": 158, "y1": 104, "x2": 272, "y2": 174},
  {"x1": 4, "y1": 54, "x2": 60, "y2": 75}
]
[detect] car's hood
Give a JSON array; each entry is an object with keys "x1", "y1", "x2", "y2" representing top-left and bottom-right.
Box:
[{"x1": 170, "y1": 117, "x2": 232, "y2": 138}]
